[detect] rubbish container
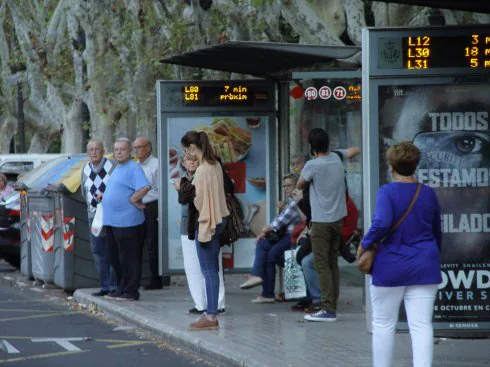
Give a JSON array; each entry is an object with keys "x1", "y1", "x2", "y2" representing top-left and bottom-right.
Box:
[
  {"x1": 29, "y1": 190, "x2": 56, "y2": 284},
  {"x1": 52, "y1": 186, "x2": 152, "y2": 291},
  {"x1": 52, "y1": 188, "x2": 100, "y2": 291},
  {"x1": 19, "y1": 158, "x2": 70, "y2": 279}
]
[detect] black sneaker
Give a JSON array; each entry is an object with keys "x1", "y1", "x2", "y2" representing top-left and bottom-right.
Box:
[
  {"x1": 290, "y1": 297, "x2": 312, "y2": 311},
  {"x1": 144, "y1": 282, "x2": 163, "y2": 290},
  {"x1": 104, "y1": 290, "x2": 122, "y2": 300},
  {"x1": 218, "y1": 308, "x2": 226, "y2": 315},
  {"x1": 188, "y1": 307, "x2": 205, "y2": 314},
  {"x1": 115, "y1": 293, "x2": 139, "y2": 301},
  {"x1": 91, "y1": 290, "x2": 109, "y2": 297}
]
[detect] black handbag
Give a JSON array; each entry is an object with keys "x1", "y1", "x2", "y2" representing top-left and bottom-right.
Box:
[
  {"x1": 219, "y1": 194, "x2": 246, "y2": 246},
  {"x1": 265, "y1": 227, "x2": 286, "y2": 245},
  {"x1": 295, "y1": 236, "x2": 312, "y2": 265}
]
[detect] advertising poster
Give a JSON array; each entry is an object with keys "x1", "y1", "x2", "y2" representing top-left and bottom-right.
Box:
[
  {"x1": 166, "y1": 116, "x2": 269, "y2": 271},
  {"x1": 378, "y1": 83, "x2": 490, "y2": 330}
]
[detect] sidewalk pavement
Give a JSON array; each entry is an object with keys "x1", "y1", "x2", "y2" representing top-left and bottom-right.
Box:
[{"x1": 73, "y1": 265, "x2": 489, "y2": 367}]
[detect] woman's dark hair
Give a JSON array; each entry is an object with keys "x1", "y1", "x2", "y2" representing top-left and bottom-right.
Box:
[
  {"x1": 386, "y1": 141, "x2": 421, "y2": 176},
  {"x1": 308, "y1": 128, "x2": 329, "y2": 155},
  {"x1": 181, "y1": 130, "x2": 217, "y2": 164}
]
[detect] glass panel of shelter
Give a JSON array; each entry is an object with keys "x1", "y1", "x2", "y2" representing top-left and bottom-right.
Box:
[{"x1": 288, "y1": 77, "x2": 363, "y2": 229}]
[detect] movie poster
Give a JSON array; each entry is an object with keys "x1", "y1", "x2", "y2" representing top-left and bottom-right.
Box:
[
  {"x1": 378, "y1": 83, "x2": 490, "y2": 330},
  {"x1": 166, "y1": 116, "x2": 269, "y2": 271}
]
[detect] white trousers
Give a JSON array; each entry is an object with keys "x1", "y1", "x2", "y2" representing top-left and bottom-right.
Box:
[
  {"x1": 181, "y1": 235, "x2": 225, "y2": 310},
  {"x1": 370, "y1": 284, "x2": 438, "y2": 367}
]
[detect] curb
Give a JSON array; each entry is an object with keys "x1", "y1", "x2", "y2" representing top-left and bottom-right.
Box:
[{"x1": 73, "y1": 290, "x2": 265, "y2": 367}]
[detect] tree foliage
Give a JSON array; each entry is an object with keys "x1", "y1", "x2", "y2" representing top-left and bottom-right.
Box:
[{"x1": 0, "y1": 0, "x2": 487, "y2": 153}]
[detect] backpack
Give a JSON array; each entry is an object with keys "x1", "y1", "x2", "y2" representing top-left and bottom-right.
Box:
[{"x1": 219, "y1": 164, "x2": 246, "y2": 246}]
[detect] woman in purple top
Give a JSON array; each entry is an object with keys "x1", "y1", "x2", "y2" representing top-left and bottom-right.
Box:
[{"x1": 359, "y1": 142, "x2": 442, "y2": 367}]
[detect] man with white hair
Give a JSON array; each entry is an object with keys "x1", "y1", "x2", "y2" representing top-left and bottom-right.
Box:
[
  {"x1": 133, "y1": 136, "x2": 163, "y2": 290},
  {"x1": 81, "y1": 140, "x2": 117, "y2": 296},
  {"x1": 102, "y1": 138, "x2": 151, "y2": 301}
]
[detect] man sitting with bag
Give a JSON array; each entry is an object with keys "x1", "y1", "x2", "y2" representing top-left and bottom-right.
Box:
[
  {"x1": 293, "y1": 195, "x2": 361, "y2": 313},
  {"x1": 240, "y1": 173, "x2": 306, "y2": 303}
]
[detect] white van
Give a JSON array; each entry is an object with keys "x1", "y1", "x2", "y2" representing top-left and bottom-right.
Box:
[{"x1": 0, "y1": 154, "x2": 65, "y2": 174}]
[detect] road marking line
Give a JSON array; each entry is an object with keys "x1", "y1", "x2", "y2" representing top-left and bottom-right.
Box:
[
  {"x1": 106, "y1": 341, "x2": 152, "y2": 349},
  {"x1": 0, "y1": 312, "x2": 77, "y2": 323},
  {"x1": 0, "y1": 350, "x2": 89, "y2": 364},
  {"x1": 0, "y1": 300, "x2": 51, "y2": 304},
  {"x1": 113, "y1": 325, "x2": 135, "y2": 331},
  {"x1": 0, "y1": 340, "x2": 20, "y2": 354},
  {"x1": 0, "y1": 336, "x2": 148, "y2": 343},
  {"x1": 32, "y1": 338, "x2": 85, "y2": 352},
  {"x1": 0, "y1": 337, "x2": 153, "y2": 350},
  {"x1": 0, "y1": 309, "x2": 62, "y2": 313}
]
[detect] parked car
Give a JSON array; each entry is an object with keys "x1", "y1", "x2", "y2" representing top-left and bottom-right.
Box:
[
  {"x1": 0, "y1": 154, "x2": 65, "y2": 176},
  {"x1": 0, "y1": 191, "x2": 21, "y2": 268}
]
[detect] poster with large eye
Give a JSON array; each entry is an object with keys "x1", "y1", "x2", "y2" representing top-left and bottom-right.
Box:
[
  {"x1": 166, "y1": 116, "x2": 269, "y2": 271},
  {"x1": 378, "y1": 83, "x2": 490, "y2": 330}
]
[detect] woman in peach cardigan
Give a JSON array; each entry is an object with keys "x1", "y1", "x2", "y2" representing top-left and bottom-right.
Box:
[{"x1": 180, "y1": 131, "x2": 229, "y2": 331}]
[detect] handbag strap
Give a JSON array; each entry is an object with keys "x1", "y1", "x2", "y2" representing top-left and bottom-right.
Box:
[{"x1": 375, "y1": 183, "x2": 422, "y2": 248}]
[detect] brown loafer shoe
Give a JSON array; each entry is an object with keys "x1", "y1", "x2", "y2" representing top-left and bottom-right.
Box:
[{"x1": 189, "y1": 316, "x2": 219, "y2": 331}]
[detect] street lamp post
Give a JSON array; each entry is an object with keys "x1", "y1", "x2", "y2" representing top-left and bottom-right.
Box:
[
  {"x1": 17, "y1": 81, "x2": 26, "y2": 153},
  {"x1": 8, "y1": 72, "x2": 27, "y2": 153}
]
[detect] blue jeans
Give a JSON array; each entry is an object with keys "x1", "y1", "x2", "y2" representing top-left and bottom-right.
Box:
[
  {"x1": 301, "y1": 252, "x2": 321, "y2": 304},
  {"x1": 252, "y1": 234, "x2": 292, "y2": 298},
  {"x1": 89, "y1": 218, "x2": 116, "y2": 292},
  {"x1": 195, "y1": 220, "x2": 226, "y2": 316}
]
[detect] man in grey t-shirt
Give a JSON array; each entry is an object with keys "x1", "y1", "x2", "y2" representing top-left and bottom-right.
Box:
[{"x1": 297, "y1": 128, "x2": 352, "y2": 322}]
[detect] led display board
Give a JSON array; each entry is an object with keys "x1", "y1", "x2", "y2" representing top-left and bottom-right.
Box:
[
  {"x1": 401, "y1": 34, "x2": 490, "y2": 70},
  {"x1": 373, "y1": 26, "x2": 490, "y2": 75}
]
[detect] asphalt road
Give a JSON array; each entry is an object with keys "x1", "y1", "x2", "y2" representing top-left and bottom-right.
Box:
[{"x1": 0, "y1": 264, "x2": 212, "y2": 367}]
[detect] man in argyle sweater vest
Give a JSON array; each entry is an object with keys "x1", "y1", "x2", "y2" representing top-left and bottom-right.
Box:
[{"x1": 81, "y1": 140, "x2": 117, "y2": 296}]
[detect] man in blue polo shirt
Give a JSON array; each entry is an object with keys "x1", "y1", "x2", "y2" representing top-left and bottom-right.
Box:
[{"x1": 102, "y1": 137, "x2": 150, "y2": 301}]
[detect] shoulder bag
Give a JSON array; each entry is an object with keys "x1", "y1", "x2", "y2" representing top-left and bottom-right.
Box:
[{"x1": 358, "y1": 183, "x2": 421, "y2": 274}]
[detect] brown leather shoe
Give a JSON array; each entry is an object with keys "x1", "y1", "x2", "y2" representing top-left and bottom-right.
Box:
[{"x1": 189, "y1": 316, "x2": 219, "y2": 331}]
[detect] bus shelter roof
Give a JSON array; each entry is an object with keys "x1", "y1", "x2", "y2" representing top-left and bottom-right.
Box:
[
  {"x1": 381, "y1": 0, "x2": 490, "y2": 13},
  {"x1": 160, "y1": 41, "x2": 361, "y2": 80}
]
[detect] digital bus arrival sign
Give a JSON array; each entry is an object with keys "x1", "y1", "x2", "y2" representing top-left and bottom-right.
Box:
[
  {"x1": 403, "y1": 34, "x2": 490, "y2": 70},
  {"x1": 376, "y1": 27, "x2": 490, "y2": 73},
  {"x1": 182, "y1": 83, "x2": 270, "y2": 107}
]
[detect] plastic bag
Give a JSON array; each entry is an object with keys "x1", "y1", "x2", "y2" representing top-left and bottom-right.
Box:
[
  {"x1": 284, "y1": 248, "x2": 307, "y2": 300},
  {"x1": 91, "y1": 204, "x2": 104, "y2": 237}
]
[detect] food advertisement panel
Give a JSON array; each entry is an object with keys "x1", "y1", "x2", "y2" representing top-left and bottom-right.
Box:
[
  {"x1": 378, "y1": 83, "x2": 490, "y2": 331},
  {"x1": 166, "y1": 116, "x2": 269, "y2": 271}
]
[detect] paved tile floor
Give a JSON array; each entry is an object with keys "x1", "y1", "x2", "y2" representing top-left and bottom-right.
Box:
[{"x1": 74, "y1": 266, "x2": 490, "y2": 367}]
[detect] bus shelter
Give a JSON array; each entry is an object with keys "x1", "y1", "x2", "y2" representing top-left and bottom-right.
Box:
[{"x1": 159, "y1": 42, "x2": 363, "y2": 274}]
